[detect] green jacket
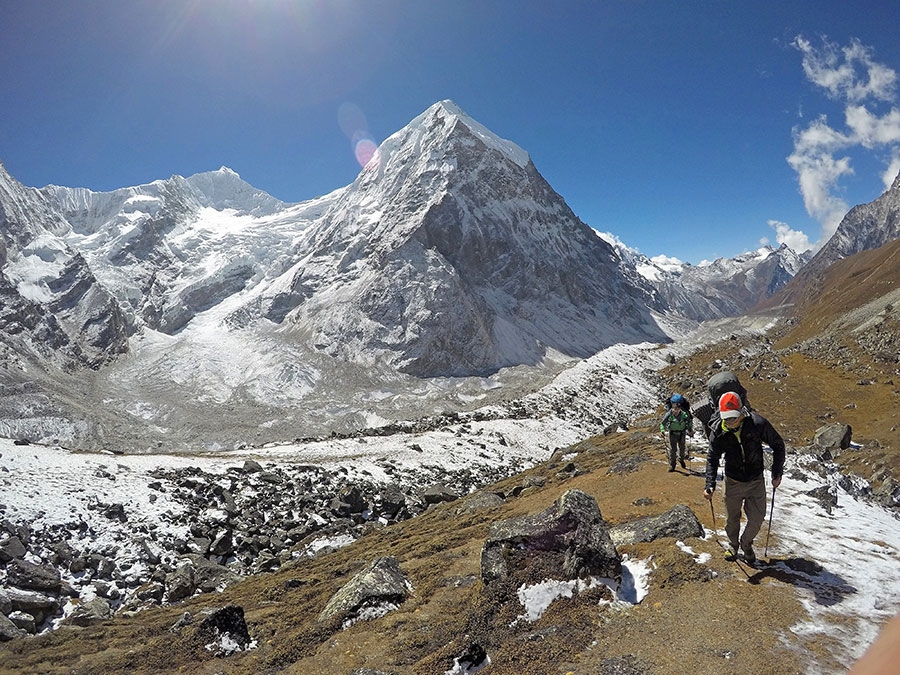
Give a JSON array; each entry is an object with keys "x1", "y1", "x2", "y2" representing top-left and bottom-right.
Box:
[{"x1": 661, "y1": 409, "x2": 692, "y2": 434}]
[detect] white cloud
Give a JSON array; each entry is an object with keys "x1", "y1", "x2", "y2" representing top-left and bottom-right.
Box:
[
  {"x1": 793, "y1": 36, "x2": 897, "y2": 103},
  {"x1": 882, "y1": 152, "x2": 900, "y2": 191},
  {"x1": 767, "y1": 220, "x2": 812, "y2": 253},
  {"x1": 594, "y1": 229, "x2": 631, "y2": 251},
  {"x1": 788, "y1": 36, "x2": 900, "y2": 248},
  {"x1": 649, "y1": 254, "x2": 684, "y2": 268},
  {"x1": 786, "y1": 134, "x2": 853, "y2": 239},
  {"x1": 844, "y1": 105, "x2": 900, "y2": 148}
]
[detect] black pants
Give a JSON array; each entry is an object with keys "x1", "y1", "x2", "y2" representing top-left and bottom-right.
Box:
[{"x1": 668, "y1": 430, "x2": 686, "y2": 467}]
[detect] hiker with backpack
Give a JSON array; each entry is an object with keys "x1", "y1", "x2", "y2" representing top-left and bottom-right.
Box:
[
  {"x1": 660, "y1": 394, "x2": 693, "y2": 472},
  {"x1": 703, "y1": 389, "x2": 785, "y2": 563}
]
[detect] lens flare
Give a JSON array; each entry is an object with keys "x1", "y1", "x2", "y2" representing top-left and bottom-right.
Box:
[
  {"x1": 339, "y1": 102, "x2": 379, "y2": 168},
  {"x1": 355, "y1": 138, "x2": 378, "y2": 168}
]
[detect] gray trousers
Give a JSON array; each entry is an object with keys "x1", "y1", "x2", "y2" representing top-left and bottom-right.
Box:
[
  {"x1": 723, "y1": 475, "x2": 767, "y2": 552},
  {"x1": 667, "y1": 430, "x2": 686, "y2": 466}
]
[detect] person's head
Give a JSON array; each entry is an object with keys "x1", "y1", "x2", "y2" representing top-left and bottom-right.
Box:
[
  {"x1": 718, "y1": 391, "x2": 745, "y2": 429},
  {"x1": 672, "y1": 402, "x2": 681, "y2": 412}
]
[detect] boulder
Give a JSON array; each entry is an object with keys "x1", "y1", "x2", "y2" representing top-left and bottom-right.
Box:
[
  {"x1": 197, "y1": 604, "x2": 253, "y2": 656},
  {"x1": 242, "y1": 460, "x2": 263, "y2": 473},
  {"x1": 68, "y1": 597, "x2": 113, "y2": 626},
  {"x1": 609, "y1": 504, "x2": 705, "y2": 547},
  {"x1": 814, "y1": 424, "x2": 852, "y2": 457},
  {"x1": 873, "y1": 477, "x2": 900, "y2": 508},
  {"x1": 7, "y1": 611, "x2": 36, "y2": 634},
  {"x1": 318, "y1": 556, "x2": 411, "y2": 627},
  {"x1": 165, "y1": 563, "x2": 196, "y2": 602},
  {"x1": 330, "y1": 486, "x2": 367, "y2": 517},
  {"x1": 480, "y1": 489, "x2": 621, "y2": 584},
  {"x1": 184, "y1": 554, "x2": 241, "y2": 593},
  {"x1": 0, "y1": 613, "x2": 26, "y2": 641},
  {"x1": 7, "y1": 558, "x2": 62, "y2": 593},
  {"x1": 422, "y1": 484, "x2": 458, "y2": 505},
  {"x1": 806, "y1": 485, "x2": 838, "y2": 514},
  {"x1": 455, "y1": 490, "x2": 504, "y2": 515},
  {"x1": 5, "y1": 587, "x2": 60, "y2": 624},
  {"x1": 0, "y1": 536, "x2": 27, "y2": 563}
]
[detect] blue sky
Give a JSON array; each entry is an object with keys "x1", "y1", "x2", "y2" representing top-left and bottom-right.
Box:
[{"x1": 2, "y1": 1, "x2": 899, "y2": 264}]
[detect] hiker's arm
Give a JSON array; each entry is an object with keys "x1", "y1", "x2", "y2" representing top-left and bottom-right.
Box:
[{"x1": 761, "y1": 418, "x2": 786, "y2": 481}]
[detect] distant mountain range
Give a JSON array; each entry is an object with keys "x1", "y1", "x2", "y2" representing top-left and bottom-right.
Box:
[{"x1": 1, "y1": 100, "x2": 897, "y2": 450}]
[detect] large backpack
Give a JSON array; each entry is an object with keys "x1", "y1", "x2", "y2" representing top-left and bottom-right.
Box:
[
  {"x1": 707, "y1": 371, "x2": 749, "y2": 410},
  {"x1": 693, "y1": 371, "x2": 750, "y2": 432}
]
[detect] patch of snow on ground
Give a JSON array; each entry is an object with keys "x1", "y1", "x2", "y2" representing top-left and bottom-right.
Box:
[
  {"x1": 772, "y1": 459, "x2": 900, "y2": 672},
  {"x1": 677, "y1": 540, "x2": 712, "y2": 565},
  {"x1": 513, "y1": 556, "x2": 652, "y2": 625}
]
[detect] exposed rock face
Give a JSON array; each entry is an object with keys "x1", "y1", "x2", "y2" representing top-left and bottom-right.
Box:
[
  {"x1": 0, "y1": 161, "x2": 129, "y2": 369},
  {"x1": 480, "y1": 488, "x2": 621, "y2": 584},
  {"x1": 608, "y1": 504, "x2": 705, "y2": 547},
  {"x1": 317, "y1": 556, "x2": 411, "y2": 627},
  {"x1": 196, "y1": 604, "x2": 254, "y2": 656},
  {"x1": 615, "y1": 243, "x2": 808, "y2": 322},
  {"x1": 813, "y1": 424, "x2": 853, "y2": 456},
  {"x1": 266, "y1": 101, "x2": 667, "y2": 378},
  {"x1": 771, "y1": 170, "x2": 900, "y2": 310}
]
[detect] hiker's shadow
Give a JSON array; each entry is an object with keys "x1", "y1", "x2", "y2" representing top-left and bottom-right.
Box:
[{"x1": 747, "y1": 557, "x2": 856, "y2": 606}]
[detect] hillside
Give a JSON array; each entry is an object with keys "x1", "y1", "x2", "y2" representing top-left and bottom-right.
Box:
[
  {"x1": 2, "y1": 405, "x2": 897, "y2": 674},
  {"x1": 3, "y1": 238, "x2": 900, "y2": 673},
  {"x1": 3, "y1": 309, "x2": 900, "y2": 673}
]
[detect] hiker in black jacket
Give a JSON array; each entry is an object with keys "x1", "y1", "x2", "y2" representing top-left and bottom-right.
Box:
[{"x1": 703, "y1": 391, "x2": 785, "y2": 562}]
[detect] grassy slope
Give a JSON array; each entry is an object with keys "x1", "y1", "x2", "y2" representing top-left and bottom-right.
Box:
[{"x1": 2, "y1": 242, "x2": 899, "y2": 674}]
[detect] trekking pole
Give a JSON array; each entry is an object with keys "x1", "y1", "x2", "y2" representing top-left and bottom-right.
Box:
[{"x1": 764, "y1": 485, "x2": 777, "y2": 557}]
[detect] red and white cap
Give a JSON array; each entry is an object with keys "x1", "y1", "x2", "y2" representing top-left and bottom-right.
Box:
[{"x1": 718, "y1": 392, "x2": 744, "y2": 419}]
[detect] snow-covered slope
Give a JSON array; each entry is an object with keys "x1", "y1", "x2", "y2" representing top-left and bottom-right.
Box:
[
  {"x1": 0, "y1": 161, "x2": 127, "y2": 369},
  {"x1": 608, "y1": 235, "x2": 809, "y2": 321},
  {"x1": 1, "y1": 102, "x2": 677, "y2": 450},
  {"x1": 237, "y1": 100, "x2": 666, "y2": 377}
]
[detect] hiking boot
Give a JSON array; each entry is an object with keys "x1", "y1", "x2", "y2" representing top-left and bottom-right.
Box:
[
  {"x1": 679, "y1": 460, "x2": 687, "y2": 469},
  {"x1": 742, "y1": 547, "x2": 757, "y2": 563},
  {"x1": 723, "y1": 548, "x2": 738, "y2": 562},
  {"x1": 668, "y1": 466, "x2": 675, "y2": 472}
]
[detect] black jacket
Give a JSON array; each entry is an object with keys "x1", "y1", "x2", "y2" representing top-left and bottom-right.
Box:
[{"x1": 705, "y1": 412, "x2": 785, "y2": 491}]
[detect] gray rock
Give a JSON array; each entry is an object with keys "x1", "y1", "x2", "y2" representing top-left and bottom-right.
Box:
[
  {"x1": 210, "y1": 529, "x2": 234, "y2": 557},
  {"x1": 0, "y1": 535, "x2": 27, "y2": 562},
  {"x1": 0, "y1": 613, "x2": 27, "y2": 641},
  {"x1": 330, "y1": 486, "x2": 367, "y2": 516},
  {"x1": 249, "y1": 551, "x2": 280, "y2": 575},
  {"x1": 806, "y1": 485, "x2": 838, "y2": 514},
  {"x1": 7, "y1": 558, "x2": 62, "y2": 593},
  {"x1": 242, "y1": 460, "x2": 263, "y2": 473},
  {"x1": 318, "y1": 556, "x2": 411, "y2": 626},
  {"x1": 422, "y1": 484, "x2": 458, "y2": 505},
  {"x1": 184, "y1": 554, "x2": 241, "y2": 593},
  {"x1": 455, "y1": 490, "x2": 504, "y2": 515},
  {"x1": 480, "y1": 489, "x2": 621, "y2": 584},
  {"x1": 814, "y1": 424, "x2": 852, "y2": 456},
  {"x1": 5, "y1": 587, "x2": 60, "y2": 624},
  {"x1": 68, "y1": 597, "x2": 113, "y2": 626},
  {"x1": 874, "y1": 477, "x2": 900, "y2": 508},
  {"x1": 165, "y1": 563, "x2": 196, "y2": 603},
  {"x1": 609, "y1": 504, "x2": 705, "y2": 547},
  {"x1": 7, "y1": 610, "x2": 36, "y2": 634}
]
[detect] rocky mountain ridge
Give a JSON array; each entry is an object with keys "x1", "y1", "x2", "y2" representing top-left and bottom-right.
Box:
[{"x1": 0, "y1": 101, "x2": 812, "y2": 452}]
